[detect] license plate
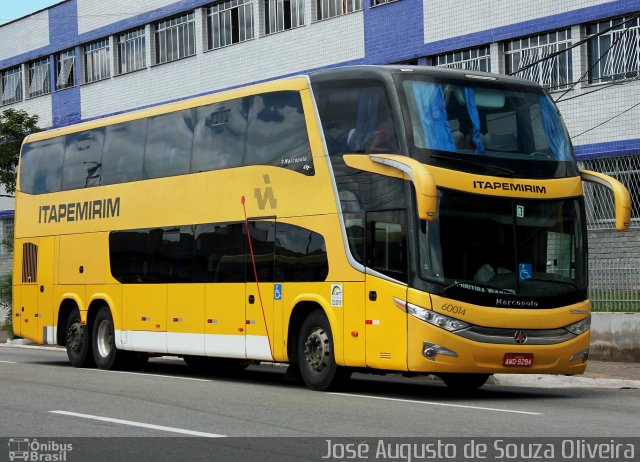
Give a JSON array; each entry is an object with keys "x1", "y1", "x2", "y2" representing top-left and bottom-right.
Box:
[{"x1": 503, "y1": 353, "x2": 534, "y2": 367}]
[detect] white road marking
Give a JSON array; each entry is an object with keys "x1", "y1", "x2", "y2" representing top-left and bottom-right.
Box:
[
  {"x1": 0, "y1": 360, "x2": 17, "y2": 364},
  {"x1": 50, "y1": 410, "x2": 227, "y2": 437},
  {"x1": 328, "y1": 392, "x2": 542, "y2": 416},
  {"x1": 92, "y1": 369, "x2": 212, "y2": 382}
]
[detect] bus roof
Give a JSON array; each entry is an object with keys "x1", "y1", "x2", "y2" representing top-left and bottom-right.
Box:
[
  {"x1": 24, "y1": 65, "x2": 543, "y2": 144},
  {"x1": 308, "y1": 64, "x2": 542, "y2": 89}
]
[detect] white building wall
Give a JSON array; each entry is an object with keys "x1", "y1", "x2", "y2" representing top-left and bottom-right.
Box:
[
  {"x1": 14, "y1": 94, "x2": 53, "y2": 130},
  {"x1": 424, "y1": 0, "x2": 612, "y2": 43},
  {"x1": 77, "y1": 0, "x2": 178, "y2": 34},
  {"x1": 80, "y1": 10, "x2": 364, "y2": 120},
  {"x1": 558, "y1": 80, "x2": 640, "y2": 147},
  {"x1": 0, "y1": 11, "x2": 50, "y2": 61}
]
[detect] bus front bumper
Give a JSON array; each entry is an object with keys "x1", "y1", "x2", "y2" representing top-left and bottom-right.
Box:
[{"x1": 407, "y1": 320, "x2": 590, "y2": 376}]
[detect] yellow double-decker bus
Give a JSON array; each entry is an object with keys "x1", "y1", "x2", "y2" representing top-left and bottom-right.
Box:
[{"x1": 12, "y1": 66, "x2": 630, "y2": 391}]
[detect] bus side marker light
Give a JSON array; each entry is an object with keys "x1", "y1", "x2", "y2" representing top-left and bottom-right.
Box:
[
  {"x1": 351, "y1": 331, "x2": 359, "y2": 337},
  {"x1": 238, "y1": 327, "x2": 244, "y2": 332},
  {"x1": 155, "y1": 324, "x2": 160, "y2": 329}
]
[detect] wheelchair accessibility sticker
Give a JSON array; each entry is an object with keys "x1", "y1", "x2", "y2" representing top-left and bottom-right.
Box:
[
  {"x1": 331, "y1": 284, "x2": 343, "y2": 307},
  {"x1": 274, "y1": 284, "x2": 282, "y2": 301},
  {"x1": 519, "y1": 263, "x2": 533, "y2": 281}
]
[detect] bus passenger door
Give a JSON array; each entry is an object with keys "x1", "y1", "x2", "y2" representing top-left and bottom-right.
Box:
[
  {"x1": 245, "y1": 221, "x2": 275, "y2": 361},
  {"x1": 364, "y1": 211, "x2": 408, "y2": 370},
  {"x1": 18, "y1": 241, "x2": 40, "y2": 342}
]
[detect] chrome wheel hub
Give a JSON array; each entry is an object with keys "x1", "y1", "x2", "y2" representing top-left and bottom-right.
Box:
[{"x1": 304, "y1": 327, "x2": 330, "y2": 373}]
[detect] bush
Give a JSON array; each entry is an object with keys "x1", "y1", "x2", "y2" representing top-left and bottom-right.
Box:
[{"x1": 0, "y1": 272, "x2": 15, "y2": 339}]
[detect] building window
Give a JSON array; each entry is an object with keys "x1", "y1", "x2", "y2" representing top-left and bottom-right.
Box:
[
  {"x1": 28, "y1": 58, "x2": 51, "y2": 98},
  {"x1": 207, "y1": 0, "x2": 254, "y2": 49},
  {"x1": 1, "y1": 219, "x2": 13, "y2": 256},
  {"x1": 434, "y1": 46, "x2": 491, "y2": 72},
  {"x1": 371, "y1": 0, "x2": 395, "y2": 5},
  {"x1": 587, "y1": 16, "x2": 640, "y2": 84},
  {"x1": 83, "y1": 39, "x2": 110, "y2": 83},
  {"x1": 118, "y1": 28, "x2": 146, "y2": 74},
  {"x1": 505, "y1": 29, "x2": 572, "y2": 90},
  {"x1": 315, "y1": 0, "x2": 362, "y2": 21},
  {"x1": 156, "y1": 12, "x2": 196, "y2": 63},
  {"x1": 1, "y1": 66, "x2": 23, "y2": 105},
  {"x1": 264, "y1": 0, "x2": 304, "y2": 35},
  {"x1": 56, "y1": 49, "x2": 76, "y2": 89}
]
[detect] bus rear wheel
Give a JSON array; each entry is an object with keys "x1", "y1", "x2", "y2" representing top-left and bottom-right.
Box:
[
  {"x1": 92, "y1": 306, "x2": 139, "y2": 370},
  {"x1": 66, "y1": 309, "x2": 94, "y2": 368},
  {"x1": 438, "y1": 373, "x2": 491, "y2": 391},
  {"x1": 297, "y1": 310, "x2": 349, "y2": 391}
]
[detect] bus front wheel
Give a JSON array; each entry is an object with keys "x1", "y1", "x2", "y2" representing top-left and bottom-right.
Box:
[
  {"x1": 297, "y1": 310, "x2": 349, "y2": 391},
  {"x1": 65, "y1": 308, "x2": 94, "y2": 368}
]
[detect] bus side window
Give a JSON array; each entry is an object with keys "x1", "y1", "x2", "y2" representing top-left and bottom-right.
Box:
[
  {"x1": 192, "y1": 98, "x2": 248, "y2": 173},
  {"x1": 109, "y1": 230, "x2": 150, "y2": 283},
  {"x1": 275, "y1": 223, "x2": 328, "y2": 282},
  {"x1": 365, "y1": 210, "x2": 408, "y2": 283},
  {"x1": 194, "y1": 223, "x2": 245, "y2": 283},
  {"x1": 246, "y1": 221, "x2": 275, "y2": 283},
  {"x1": 62, "y1": 128, "x2": 104, "y2": 190},
  {"x1": 144, "y1": 109, "x2": 194, "y2": 180},
  {"x1": 245, "y1": 91, "x2": 313, "y2": 175},
  {"x1": 20, "y1": 137, "x2": 65, "y2": 194},
  {"x1": 101, "y1": 119, "x2": 146, "y2": 185}
]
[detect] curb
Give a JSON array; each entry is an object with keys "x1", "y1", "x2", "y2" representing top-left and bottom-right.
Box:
[
  {"x1": 493, "y1": 374, "x2": 640, "y2": 389},
  {"x1": 0, "y1": 342, "x2": 63, "y2": 352}
]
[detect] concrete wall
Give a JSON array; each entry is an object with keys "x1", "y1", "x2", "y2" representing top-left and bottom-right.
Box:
[
  {"x1": 588, "y1": 229, "x2": 640, "y2": 260},
  {"x1": 591, "y1": 312, "x2": 640, "y2": 362}
]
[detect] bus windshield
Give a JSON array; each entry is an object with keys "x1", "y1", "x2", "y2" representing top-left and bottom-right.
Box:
[
  {"x1": 419, "y1": 191, "x2": 588, "y2": 308},
  {"x1": 398, "y1": 75, "x2": 577, "y2": 178}
]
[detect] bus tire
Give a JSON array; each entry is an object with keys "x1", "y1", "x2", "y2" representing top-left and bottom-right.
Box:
[
  {"x1": 439, "y1": 373, "x2": 490, "y2": 391},
  {"x1": 65, "y1": 308, "x2": 94, "y2": 368},
  {"x1": 297, "y1": 310, "x2": 349, "y2": 391},
  {"x1": 92, "y1": 306, "x2": 127, "y2": 370}
]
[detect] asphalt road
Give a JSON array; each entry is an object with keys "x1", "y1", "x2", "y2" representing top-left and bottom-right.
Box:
[{"x1": 0, "y1": 346, "x2": 638, "y2": 461}]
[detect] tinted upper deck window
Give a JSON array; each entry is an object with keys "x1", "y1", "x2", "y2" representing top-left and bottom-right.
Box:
[
  {"x1": 245, "y1": 92, "x2": 313, "y2": 175},
  {"x1": 20, "y1": 137, "x2": 65, "y2": 194},
  {"x1": 101, "y1": 119, "x2": 147, "y2": 185},
  {"x1": 62, "y1": 128, "x2": 104, "y2": 190}
]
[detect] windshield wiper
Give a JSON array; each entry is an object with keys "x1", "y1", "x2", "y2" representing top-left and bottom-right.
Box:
[
  {"x1": 430, "y1": 154, "x2": 515, "y2": 177},
  {"x1": 522, "y1": 277, "x2": 584, "y2": 293}
]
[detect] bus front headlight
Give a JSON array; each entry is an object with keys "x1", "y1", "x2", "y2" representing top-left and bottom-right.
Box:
[
  {"x1": 394, "y1": 298, "x2": 470, "y2": 332},
  {"x1": 564, "y1": 317, "x2": 591, "y2": 336}
]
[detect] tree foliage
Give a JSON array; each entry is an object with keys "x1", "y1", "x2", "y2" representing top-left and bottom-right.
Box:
[{"x1": 0, "y1": 108, "x2": 40, "y2": 194}]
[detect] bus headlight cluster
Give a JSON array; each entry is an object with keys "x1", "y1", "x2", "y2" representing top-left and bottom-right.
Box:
[
  {"x1": 564, "y1": 317, "x2": 591, "y2": 336},
  {"x1": 403, "y1": 301, "x2": 470, "y2": 332}
]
